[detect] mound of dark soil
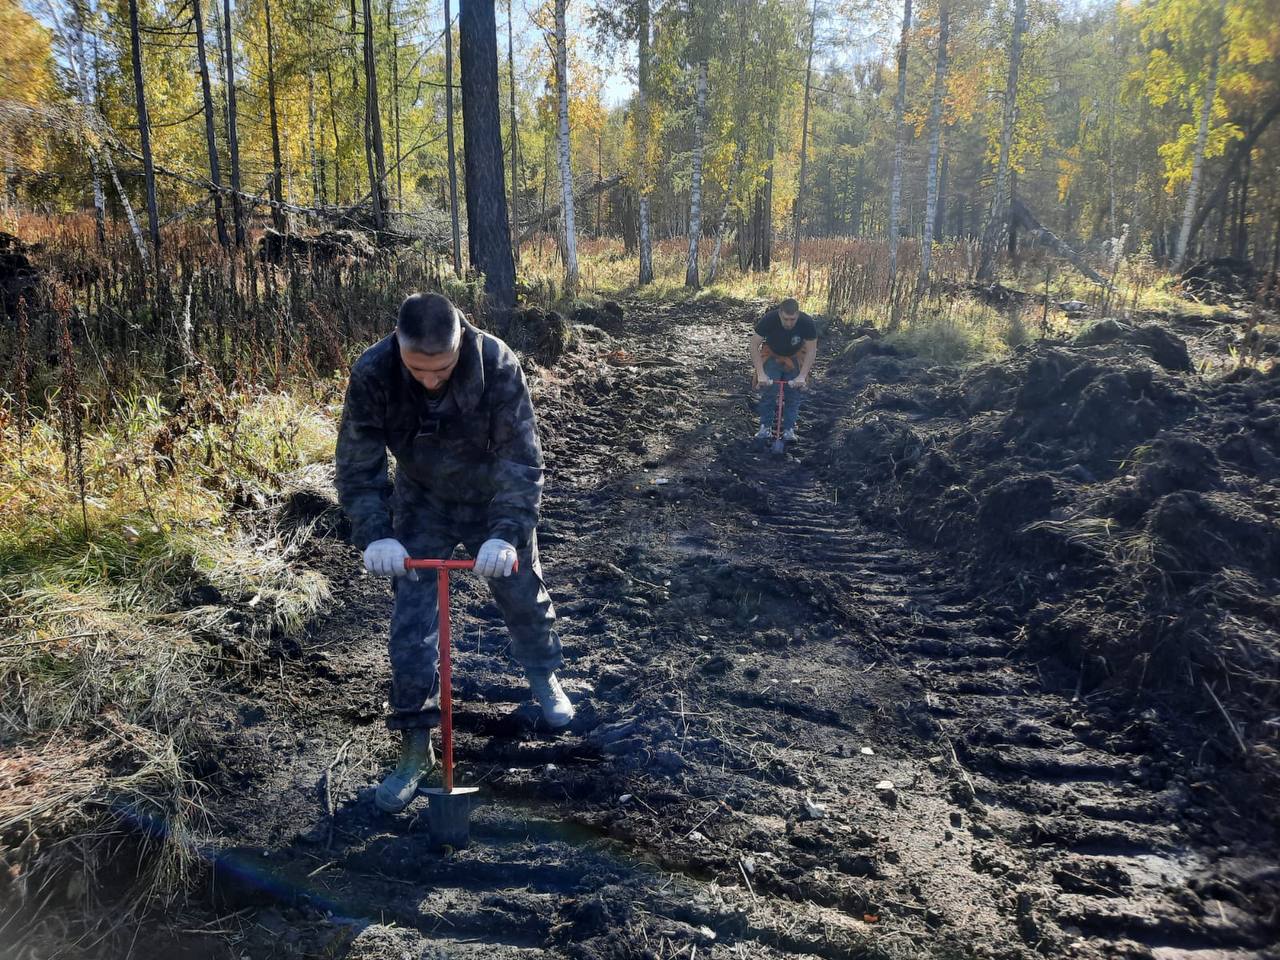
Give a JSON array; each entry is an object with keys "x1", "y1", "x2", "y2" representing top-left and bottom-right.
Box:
[
  {"x1": 503, "y1": 306, "x2": 572, "y2": 366},
  {"x1": 1179, "y1": 257, "x2": 1261, "y2": 306},
  {"x1": 822, "y1": 323, "x2": 1280, "y2": 792},
  {"x1": 572, "y1": 300, "x2": 626, "y2": 333}
]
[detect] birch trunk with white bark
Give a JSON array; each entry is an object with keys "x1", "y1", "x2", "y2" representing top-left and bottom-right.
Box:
[
  {"x1": 918, "y1": 0, "x2": 950, "y2": 289},
  {"x1": 684, "y1": 60, "x2": 708, "y2": 289},
  {"x1": 554, "y1": 0, "x2": 578, "y2": 293},
  {"x1": 637, "y1": 0, "x2": 654, "y2": 284},
  {"x1": 127, "y1": 0, "x2": 161, "y2": 258},
  {"x1": 1173, "y1": 0, "x2": 1228, "y2": 270},
  {"x1": 976, "y1": 0, "x2": 1026, "y2": 282},
  {"x1": 888, "y1": 0, "x2": 912, "y2": 283},
  {"x1": 192, "y1": 0, "x2": 229, "y2": 247},
  {"x1": 223, "y1": 0, "x2": 245, "y2": 246}
]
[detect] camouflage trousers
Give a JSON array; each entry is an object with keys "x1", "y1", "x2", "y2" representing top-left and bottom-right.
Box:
[{"x1": 387, "y1": 517, "x2": 561, "y2": 731}]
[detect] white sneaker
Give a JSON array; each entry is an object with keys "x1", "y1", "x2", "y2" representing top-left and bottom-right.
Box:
[
  {"x1": 755, "y1": 425, "x2": 771, "y2": 440},
  {"x1": 528, "y1": 671, "x2": 575, "y2": 728},
  {"x1": 783, "y1": 428, "x2": 797, "y2": 441}
]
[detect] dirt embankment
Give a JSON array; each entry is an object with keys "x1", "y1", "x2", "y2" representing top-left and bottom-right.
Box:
[{"x1": 819, "y1": 316, "x2": 1280, "y2": 799}]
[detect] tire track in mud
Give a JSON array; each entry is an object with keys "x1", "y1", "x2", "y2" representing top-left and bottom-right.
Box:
[
  {"x1": 167, "y1": 299, "x2": 1274, "y2": 960},
  {"x1": 765, "y1": 355, "x2": 1275, "y2": 960}
]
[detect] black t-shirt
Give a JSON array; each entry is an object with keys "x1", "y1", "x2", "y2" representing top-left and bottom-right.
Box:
[{"x1": 754, "y1": 309, "x2": 818, "y2": 357}]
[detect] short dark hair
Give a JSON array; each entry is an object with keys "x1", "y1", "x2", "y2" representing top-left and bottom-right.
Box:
[
  {"x1": 780, "y1": 297, "x2": 800, "y2": 316},
  {"x1": 397, "y1": 292, "x2": 461, "y2": 354}
]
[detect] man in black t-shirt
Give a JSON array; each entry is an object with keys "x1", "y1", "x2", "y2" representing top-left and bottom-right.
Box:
[{"x1": 750, "y1": 297, "x2": 818, "y2": 441}]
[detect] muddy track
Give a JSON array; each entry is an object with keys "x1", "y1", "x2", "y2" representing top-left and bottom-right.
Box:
[{"x1": 140, "y1": 300, "x2": 1276, "y2": 960}]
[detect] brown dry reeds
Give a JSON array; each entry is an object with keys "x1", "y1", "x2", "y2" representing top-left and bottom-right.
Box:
[{"x1": 3, "y1": 214, "x2": 463, "y2": 418}]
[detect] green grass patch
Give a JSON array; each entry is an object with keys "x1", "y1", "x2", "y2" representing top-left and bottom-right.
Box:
[{"x1": 0, "y1": 380, "x2": 336, "y2": 913}]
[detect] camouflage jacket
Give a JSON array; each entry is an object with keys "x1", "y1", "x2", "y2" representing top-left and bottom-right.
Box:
[{"x1": 335, "y1": 320, "x2": 544, "y2": 551}]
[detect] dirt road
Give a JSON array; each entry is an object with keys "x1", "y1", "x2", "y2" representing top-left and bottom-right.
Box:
[{"x1": 142, "y1": 299, "x2": 1277, "y2": 960}]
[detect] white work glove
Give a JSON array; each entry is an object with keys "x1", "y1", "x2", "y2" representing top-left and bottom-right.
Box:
[
  {"x1": 363, "y1": 538, "x2": 415, "y2": 579},
  {"x1": 757, "y1": 372, "x2": 774, "y2": 387},
  {"x1": 791, "y1": 375, "x2": 808, "y2": 390},
  {"x1": 475, "y1": 538, "x2": 518, "y2": 578}
]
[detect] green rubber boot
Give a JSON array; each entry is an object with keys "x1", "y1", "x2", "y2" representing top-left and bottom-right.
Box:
[{"x1": 375, "y1": 729, "x2": 435, "y2": 813}]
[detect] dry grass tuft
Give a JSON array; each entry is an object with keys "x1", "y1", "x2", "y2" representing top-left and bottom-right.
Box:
[{"x1": 0, "y1": 380, "x2": 335, "y2": 922}]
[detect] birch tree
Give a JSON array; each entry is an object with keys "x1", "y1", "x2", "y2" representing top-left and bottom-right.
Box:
[
  {"x1": 46, "y1": 0, "x2": 149, "y2": 263},
  {"x1": 887, "y1": 0, "x2": 912, "y2": 284},
  {"x1": 554, "y1": 0, "x2": 580, "y2": 293},
  {"x1": 223, "y1": 0, "x2": 245, "y2": 246},
  {"x1": 126, "y1": 0, "x2": 161, "y2": 257},
  {"x1": 918, "y1": 0, "x2": 950, "y2": 289},
  {"x1": 976, "y1": 0, "x2": 1026, "y2": 282},
  {"x1": 191, "y1": 0, "x2": 229, "y2": 247},
  {"x1": 637, "y1": 0, "x2": 654, "y2": 284},
  {"x1": 684, "y1": 58, "x2": 707, "y2": 288},
  {"x1": 1172, "y1": 0, "x2": 1229, "y2": 269},
  {"x1": 791, "y1": 0, "x2": 817, "y2": 271}
]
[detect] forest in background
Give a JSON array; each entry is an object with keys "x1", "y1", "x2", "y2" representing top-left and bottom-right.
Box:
[{"x1": 1, "y1": 0, "x2": 1278, "y2": 299}]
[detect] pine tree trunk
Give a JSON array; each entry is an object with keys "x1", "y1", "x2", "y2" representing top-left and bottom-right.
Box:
[
  {"x1": 391, "y1": 11, "x2": 402, "y2": 211},
  {"x1": 192, "y1": 0, "x2": 229, "y2": 247},
  {"x1": 127, "y1": 0, "x2": 161, "y2": 258},
  {"x1": 791, "y1": 0, "x2": 817, "y2": 270},
  {"x1": 976, "y1": 0, "x2": 1026, "y2": 281},
  {"x1": 554, "y1": 0, "x2": 578, "y2": 293},
  {"x1": 445, "y1": 0, "x2": 462, "y2": 272},
  {"x1": 917, "y1": 0, "x2": 950, "y2": 289},
  {"x1": 1173, "y1": 0, "x2": 1227, "y2": 270},
  {"x1": 507, "y1": 0, "x2": 520, "y2": 264},
  {"x1": 887, "y1": 0, "x2": 912, "y2": 282},
  {"x1": 362, "y1": 0, "x2": 388, "y2": 230},
  {"x1": 636, "y1": 0, "x2": 654, "y2": 285},
  {"x1": 264, "y1": 0, "x2": 286, "y2": 233},
  {"x1": 223, "y1": 0, "x2": 245, "y2": 246},
  {"x1": 684, "y1": 60, "x2": 708, "y2": 288},
  {"x1": 458, "y1": 0, "x2": 516, "y2": 310}
]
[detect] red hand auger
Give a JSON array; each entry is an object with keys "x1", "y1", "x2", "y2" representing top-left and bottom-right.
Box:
[
  {"x1": 403, "y1": 554, "x2": 517, "y2": 848},
  {"x1": 403, "y1": 556, "x2": 518, "y2": 793}
]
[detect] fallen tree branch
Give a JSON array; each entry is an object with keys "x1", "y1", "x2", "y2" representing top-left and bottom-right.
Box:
[{"x1": 1011, "y1": 196, "x2": 1110, "y2": 287}]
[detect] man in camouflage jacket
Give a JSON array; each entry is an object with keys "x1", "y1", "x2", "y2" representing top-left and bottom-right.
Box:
[{"x1": 336, "y1": 292, "x2": 574, "y2": 813}]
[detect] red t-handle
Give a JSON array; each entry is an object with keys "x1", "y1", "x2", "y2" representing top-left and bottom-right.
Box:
[{"x1": 401, "y1": 555, "x2": 518, "y2": 792}]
